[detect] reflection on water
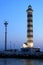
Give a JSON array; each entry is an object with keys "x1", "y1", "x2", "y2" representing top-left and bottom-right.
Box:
[
  {"x1": 23, "y1": 59, "x2": 34, "y2": 65},
  {"x1": 0, "y1": 58, "x2": 43, "y2": 65}
]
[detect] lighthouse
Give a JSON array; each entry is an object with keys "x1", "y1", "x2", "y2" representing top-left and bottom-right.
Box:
[
  {"x1": 23, "y1": 5, "x2": 33, "y2": 48},
  {"x1": 26, "y1": 5, "x2": 33, "y2": 48}
]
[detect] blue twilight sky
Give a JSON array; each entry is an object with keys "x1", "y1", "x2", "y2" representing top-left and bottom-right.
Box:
[{"x1": 0, "y1": 0, "x2": 43, "y2": 51}]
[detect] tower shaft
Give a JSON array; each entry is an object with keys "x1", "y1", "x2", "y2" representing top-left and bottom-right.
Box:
[
  {"x1": 4, "y1": 21, "x2": 8, "y2": 51},
  {"x1": 5, "y1": 26, "x2": 7, "y2": 50},
  {"x1": 27, "y1": 5, "x2": 33, "y2": 48}
]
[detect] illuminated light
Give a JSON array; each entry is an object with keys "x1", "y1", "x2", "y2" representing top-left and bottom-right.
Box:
[
  {"x1": 27, "y1": 42, "x2": 33, "y2": 48},
  {"x1": 22, "y1": 44, "x2": 27, "y2": 48}
]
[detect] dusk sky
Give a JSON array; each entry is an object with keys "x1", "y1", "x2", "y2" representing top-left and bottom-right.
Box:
[{"x1": 0, "y1": 0, "x2": 43, "y2": 51}]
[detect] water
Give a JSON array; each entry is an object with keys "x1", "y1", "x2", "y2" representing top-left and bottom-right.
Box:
[{"x1": 0, "y1": 58, "x2": 43, "y2": 65}]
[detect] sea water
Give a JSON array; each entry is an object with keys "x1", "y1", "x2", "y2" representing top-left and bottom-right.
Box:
[{"x1": 0, "y1": 58, "x2": 43, "y2": 65}]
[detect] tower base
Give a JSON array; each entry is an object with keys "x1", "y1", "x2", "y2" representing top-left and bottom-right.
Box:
[
  {"x1": 22, "y1": 42, "x2": 33, "y2": 48},
  {"x1": 21, "y1": 47, "x2": 40, "y2": 55}
]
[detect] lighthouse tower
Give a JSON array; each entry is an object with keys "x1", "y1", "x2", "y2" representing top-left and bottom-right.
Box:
[
  {"x1": 22, "y1": 5, "x2": 40, "y2": 53},
  {"x1": 22, "y1": 5, "x2": 33, "y2": 48},
  {"x1": 26, "y1": 5, "x2": 33, "y2": 48}
]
